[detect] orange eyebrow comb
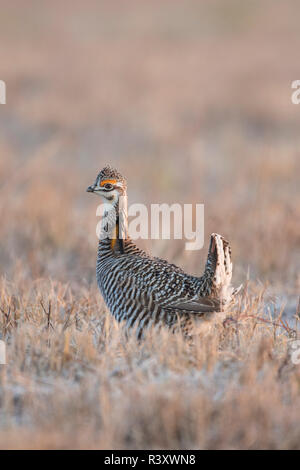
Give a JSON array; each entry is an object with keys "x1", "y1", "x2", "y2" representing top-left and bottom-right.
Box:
[{"x1": 100, "y1": 179, "x2": 117, "y2": 187}]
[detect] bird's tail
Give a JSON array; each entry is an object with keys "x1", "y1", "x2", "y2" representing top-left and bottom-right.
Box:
[{"x1": 204, "y1": 233, "x2": 241, "y2": 309}]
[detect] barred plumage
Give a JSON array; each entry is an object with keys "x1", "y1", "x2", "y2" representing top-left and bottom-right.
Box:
[{"x1": 87, "y1": 166, "x2": 238, "y2": 337}]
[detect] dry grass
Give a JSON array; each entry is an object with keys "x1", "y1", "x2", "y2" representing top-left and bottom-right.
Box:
[
  {"x1": 0, "y1": 0, "x2": 300, "y2": 449},
  {"x1": 0, "y1": 277, "x2": 299, "y2": 449}
]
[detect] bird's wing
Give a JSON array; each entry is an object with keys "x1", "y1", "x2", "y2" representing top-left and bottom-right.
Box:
[
  {"x1": 115, "y1": 232, "x2": 237, "y2": 316},
  {"x1": 164, "y1": 297, "x2": 223, "y2": 314},
  {"x1": 116, "y1": 267, "x2": 223, "y2": 316}
]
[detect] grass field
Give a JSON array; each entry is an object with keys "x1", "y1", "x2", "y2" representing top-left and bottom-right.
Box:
[{"x1": 0, "y1": 0, "x2": 299, "y2": 449}]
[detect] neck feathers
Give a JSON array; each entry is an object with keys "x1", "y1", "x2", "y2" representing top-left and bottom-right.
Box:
[{"x1": 99, "y1": 194, "x2": 128, "y2": 253}]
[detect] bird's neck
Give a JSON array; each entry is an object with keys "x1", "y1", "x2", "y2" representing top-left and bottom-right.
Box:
[{"x1": 99, "y1": 195, "x2": 128, "y2": 252}]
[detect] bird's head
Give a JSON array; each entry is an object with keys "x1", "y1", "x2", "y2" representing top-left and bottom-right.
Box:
[{"x1": 86, "y1": 166, "x2": 127, "y2": 206}]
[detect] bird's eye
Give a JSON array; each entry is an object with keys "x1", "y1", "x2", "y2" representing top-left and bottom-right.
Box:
[{"x1": 104, "y1": 183, "x2": 113, "y2": 190}]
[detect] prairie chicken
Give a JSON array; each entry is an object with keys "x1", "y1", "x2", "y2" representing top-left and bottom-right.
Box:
[{"x1": 87, "y1": 166, "x2": 237, "y2": 337}]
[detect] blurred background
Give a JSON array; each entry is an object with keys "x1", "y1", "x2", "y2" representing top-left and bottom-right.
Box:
[{"x1": 0, "y1": 0, "x2": 299, "y2": 295}]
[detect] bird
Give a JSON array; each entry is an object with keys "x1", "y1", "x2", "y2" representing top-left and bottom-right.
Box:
[{"x1": 87, "y1": 165, "x2": 238, "y2": 338}]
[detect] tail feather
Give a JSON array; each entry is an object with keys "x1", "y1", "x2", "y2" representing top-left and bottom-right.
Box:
[{"x1": 205, "y1": 233, "x2": 239, "y2": 309}]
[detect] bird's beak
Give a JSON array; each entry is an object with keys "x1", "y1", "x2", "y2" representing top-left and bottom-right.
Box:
[{"x1": 86, "y1": 185, "x2": 95, "y2": 193}]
